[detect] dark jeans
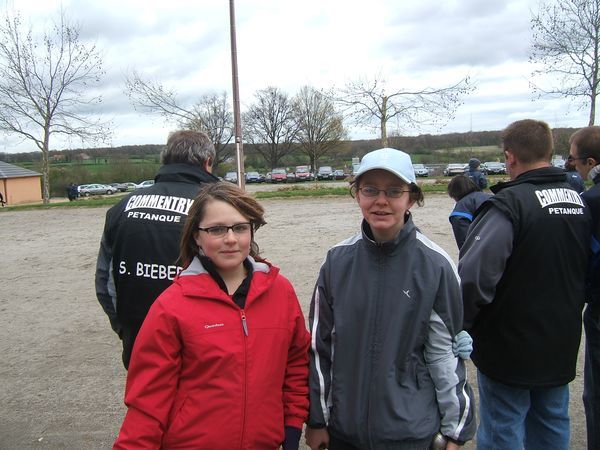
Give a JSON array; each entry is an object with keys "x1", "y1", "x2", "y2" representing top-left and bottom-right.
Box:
[{"x1": 584, "y1": 303, "x2": 600, "y2": 450}]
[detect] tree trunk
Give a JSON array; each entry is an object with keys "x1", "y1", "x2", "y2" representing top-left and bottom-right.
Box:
[
  {"x1": 42, "y1": 127, "x2": 50, "y2": 204},
  {"x1": 41, "y1": 147, "x2": 50, "y2": 204},
  {"x1": 590, "y1": 92, "x2": 596, "y2": 126}
]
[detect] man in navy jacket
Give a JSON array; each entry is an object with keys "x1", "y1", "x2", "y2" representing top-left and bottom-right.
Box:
[{"x1": 569, "y1": 126, "x2": 600, "y2": 450}]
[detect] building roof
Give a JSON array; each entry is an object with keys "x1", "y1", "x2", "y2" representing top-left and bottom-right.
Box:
[{"x1": 0, "y1": 161, "x2": 41, "y2": 179}]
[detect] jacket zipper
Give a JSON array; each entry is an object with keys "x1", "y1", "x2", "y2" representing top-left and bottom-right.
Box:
[{"x1": 239, "y1": 309, "x2": 248, "y2": 449}]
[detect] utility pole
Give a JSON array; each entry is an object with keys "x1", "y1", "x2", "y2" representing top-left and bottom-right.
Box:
[{"x1": 229, "y1": 0, "x2": 245, "y2": 189}]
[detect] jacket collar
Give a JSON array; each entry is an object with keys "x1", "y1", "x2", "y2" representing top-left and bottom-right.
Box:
[
  {"x1": 490, "y1": 166, "x2": 567, "y2": 194},
  {"x1": 155, "y1": 163, "x2": 220, "y2": 185},
  {"x1": 176, "y1": 256, "x2": 277, "y2": 306},
  {"x1": 361, "y1": 213, "x2": 416, "y2": 254}
]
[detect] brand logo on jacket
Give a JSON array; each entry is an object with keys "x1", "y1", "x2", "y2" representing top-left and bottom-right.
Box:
[
  {"x1": 403, "y1": 290, "x2": 411, "y2": 299},
  {"x1": 204, "y1": 323, "x2": 225, "y2": 329}
]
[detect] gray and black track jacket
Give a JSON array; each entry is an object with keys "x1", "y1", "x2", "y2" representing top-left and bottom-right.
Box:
[{"x1": 308, "y1": 215, "x2": 476, "y2": 449}]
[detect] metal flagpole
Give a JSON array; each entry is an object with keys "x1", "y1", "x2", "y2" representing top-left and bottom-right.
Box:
[{"x1": 229, "y1": 0, "x2": 245, "y2": 189}]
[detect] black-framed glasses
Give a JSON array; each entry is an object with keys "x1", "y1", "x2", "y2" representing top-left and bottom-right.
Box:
[
  {"x1": 567, "y1": 154, "x2": 587, "y2": 162},
  {"x1": 198, "y1": 222, "x2": 252, "y2": 237},
  {"x1": 359, "y1": 186, "x2": 410, "y2": 198}
]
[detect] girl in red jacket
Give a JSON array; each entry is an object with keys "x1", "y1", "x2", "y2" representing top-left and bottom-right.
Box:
[{"x1": 114, "y1": 182, "x2": 310, "y2": 450}]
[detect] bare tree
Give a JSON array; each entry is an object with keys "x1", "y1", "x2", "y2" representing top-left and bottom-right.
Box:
[
  {"x1": 293, "y1": 86, "x2": 347, "y2": 171},
  {"x1": 530, "y1": 0, "x2": 600, "y2": 126},
  {"x1": 0, "y1": 10, "x2": 109, "y2": 203},
  {"x1": 125, "y1": 70, "x2": 234, "y2": 166},
  {"x1": 243, "y1": 86, "x2": 299, "y2": 170},
  {"x1": 335, "y1": 74, "x2": 472, "y2": 147}
]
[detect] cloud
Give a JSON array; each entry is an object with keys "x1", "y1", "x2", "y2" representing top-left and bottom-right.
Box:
[{"x1": 0, "y1": 0, "x2": 592, "y2": 153}]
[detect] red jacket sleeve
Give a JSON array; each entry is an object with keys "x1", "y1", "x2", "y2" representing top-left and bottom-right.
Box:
[
  {"x1": 113, "y1": 296, "x2": 182, "y2": 449},
  {"x1": 282, "y1": 286, "x2": 311, "y2": 429}
]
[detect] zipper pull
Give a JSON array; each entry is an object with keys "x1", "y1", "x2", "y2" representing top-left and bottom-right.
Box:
[{"x1": 240, "y1": 310, "x2": 249, "y2": 336}]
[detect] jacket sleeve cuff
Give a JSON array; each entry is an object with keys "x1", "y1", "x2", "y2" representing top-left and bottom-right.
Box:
[
  {"x1": 282, "y1": 426, "x2": 301, "y2": 450},
  {"x1": 284, "y1": 415, "x2": 306, "y2": 430}
]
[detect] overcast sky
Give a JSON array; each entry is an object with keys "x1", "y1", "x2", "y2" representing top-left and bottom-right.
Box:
[{"x1": 0, "y1": 0, "x2": 588, "y2": 153}]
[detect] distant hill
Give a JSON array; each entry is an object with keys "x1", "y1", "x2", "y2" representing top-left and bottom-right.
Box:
[{"x1": 0, "y1": 127, "x2": 579, "y2": 164}]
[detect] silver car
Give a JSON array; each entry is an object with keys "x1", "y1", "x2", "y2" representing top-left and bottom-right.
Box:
[{"x1": 78, "y1": 183, "x2": 114, "y2": 196}]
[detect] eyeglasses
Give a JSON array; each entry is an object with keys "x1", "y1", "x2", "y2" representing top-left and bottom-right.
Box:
[
  {"x1": 198, "y1": 222, "x2": 252, "y2": 237},
  {"x1": 567, "y1": 155, "x2": 587, "y2": 162},
  {"x1": 359, "y1": 186, "x2": 410, "y2": 198}
]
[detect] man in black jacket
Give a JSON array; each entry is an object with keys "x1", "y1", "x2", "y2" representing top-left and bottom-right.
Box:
[
  {"x1": 568, "y1": 126, "x2": 600, "y2": 450},
  {"x1": 95, "y1": 130, "x2": 219, "y2": 369},
  {"x1": 459, "y1": 119, "x2": 591, "y2": 450}
]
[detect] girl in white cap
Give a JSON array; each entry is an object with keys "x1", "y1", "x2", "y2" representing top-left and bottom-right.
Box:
[{"x1": 306, "y1": 148, "x2": 476, "y2": 450}]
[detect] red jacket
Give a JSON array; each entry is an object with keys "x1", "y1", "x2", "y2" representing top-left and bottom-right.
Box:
[{"x1": 114, "y1": 258, "x2": 310, "y2": 449}]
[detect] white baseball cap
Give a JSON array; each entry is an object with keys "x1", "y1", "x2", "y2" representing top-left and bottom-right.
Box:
[{"x1": 355, "y1": 148, "x2": 416, "y2": 184}]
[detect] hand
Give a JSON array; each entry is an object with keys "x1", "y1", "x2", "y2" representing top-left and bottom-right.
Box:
[
  {"x1": 445, "y1": 441, "x2": 460, "y2": 450},
  {"x1": 452, "y1": 330, "x2": 473, "y2": 359},
  {"x1": 305, "y1": 427, "x2": 329, "y2": 450}
]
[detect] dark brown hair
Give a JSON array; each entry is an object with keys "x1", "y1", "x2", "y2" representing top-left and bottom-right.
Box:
[
  {"x1": 179, "y1": 182, "x2": 267, "y2": 267},
  {"x1": 447, "y1": 175, "x2": 480, "y2": 201},
  {"x1": 569, "y1": 126, "x2": 600, "y2": 163},
  {"x1": 501, "y1": 119, "x2": 553, "y2": 163}
]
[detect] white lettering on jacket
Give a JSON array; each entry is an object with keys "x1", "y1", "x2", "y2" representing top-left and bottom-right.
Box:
[
  {"x1": 535, "y1": 188, "x2": 584, "y2": 208},
  {"x1": 125, "y1": 195, "x2": 194, "y2": 215}
]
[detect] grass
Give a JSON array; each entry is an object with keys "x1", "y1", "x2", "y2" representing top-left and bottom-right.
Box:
[{"x1": 0, "y1": 182, "x2": 457, "y2": 211}]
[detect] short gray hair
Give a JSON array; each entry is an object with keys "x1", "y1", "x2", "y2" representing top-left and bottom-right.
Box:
[{"x1": 160, "y1": 130, "x2": 216, "y2": 167}]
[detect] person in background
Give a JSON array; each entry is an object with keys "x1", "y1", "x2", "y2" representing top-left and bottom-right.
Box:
[
  {"x1": 67, "y1": 182, "x2": 78, "y2": 201},
  {"x1": 564, "y1": 158, "x2": 586, "y2": 194},
  {"x1": 306, "y1": 148, "x2": 476, "y2": 450},
  {"x1": 0, "y1": 190, "x2": 5, "y2": 207},
  {"x1": 568, "y1": 126, "x2": 600, "y2": 450},
  {"x1": 460, "y1": 119, "x2": 591, "y2": 450},
  {"x1": 95, "y1": 130, "x2": 219, "y2": 369},
  {"x1": 113, "y1": 182, "x2": 310, "y2": 450},
  {"x1": 466, "y1": 157, "x2": 488, "y2": 190},
  {"x1": 447, "y1": 174, "x2": 492, "y2": 249}
]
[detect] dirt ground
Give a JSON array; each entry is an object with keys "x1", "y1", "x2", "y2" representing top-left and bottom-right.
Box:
[{"x1": 0, "y1": 191, "x2": 588, "y2": 449}]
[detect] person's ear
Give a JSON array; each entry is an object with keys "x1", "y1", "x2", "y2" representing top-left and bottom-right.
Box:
[
  {"x1": 504, "y1": 149, "x2": 516, "y2": 166},
  {"x1": 204, "y1": 157, "x2": 213, "y2": 173}
]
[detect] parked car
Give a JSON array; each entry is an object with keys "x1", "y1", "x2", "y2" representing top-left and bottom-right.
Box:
[
  {"x1": 286, "y1": 172, "x2": 296, "y2": 183},
  {"x1": 412, "y1": 164, "x2": 430, "y2": 177},
  {"x1": 79, "y1": 183, "x2": 114, "y2": 196},
  {"x1": 317, "y1": 166, "x2": 334, "y2": 180},
  {"x1": 245, "y1": 171, "x2": 262, "y2": 183},
  {"x1": 295, "y1": 166, "x2": 314, "y2": 181},
  {"x1": 109, "y1": 182, "x2": 128, "y2": 192},
  {"x1": 483, "y1": 161, "x2": 506, "y2": 175},
  {"x1": 270, "y1": 168, "x2": 287, "y2": 183},
  {"x1": 137, "y1": 180, "x2": 155, "y2": 189},
  {"x1": 224, "y1": 172, "x2": 238, "y2": 183},
  {"x1": 443, "y1": 163, "x2": 467, "y2": 176},
  {"x1": 552, "y1": 156, "x2": 565, "y2": 169},
  {"x1": 333, "y1": 169, "x2": 346, "y2": 180},
  {"x1": 122, "y1": 182, "x2": 139, "y2": 191}
]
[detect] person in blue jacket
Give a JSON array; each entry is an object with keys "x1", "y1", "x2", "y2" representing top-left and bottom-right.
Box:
[
  {"x1": 568, "y1": 126, "x2": 600, "y2": 450},
  {"x1": 447, "y1": 175, "x2": 492, "y2": 249},
  {"x1": 564, "y1": 158, "x2": 586, "y2": 193},
  {"x1": 466, "y1": 158, "x2": 487, "y2": 190}
]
